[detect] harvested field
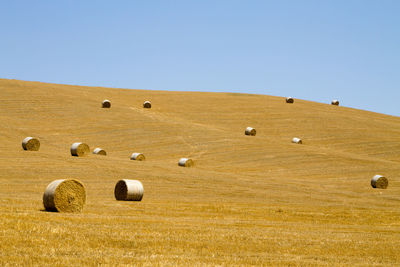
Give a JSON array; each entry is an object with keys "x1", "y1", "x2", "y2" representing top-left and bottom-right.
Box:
[{"x1": 1, "y1": 79, "x2": 400, "y2": 266}]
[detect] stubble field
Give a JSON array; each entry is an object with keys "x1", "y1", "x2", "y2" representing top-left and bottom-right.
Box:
[{"x1": 1, "y1": 79, "x2": 400, "y2": 266}]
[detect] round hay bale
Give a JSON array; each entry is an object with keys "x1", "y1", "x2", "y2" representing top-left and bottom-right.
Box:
[
  {"x1": 286, "y1": 97, "x2": 294, "y2": 103},
  {"x1": 114, "y1": 179, "x2": 144, "y2": 201},
  {"x1": 93, "y1": 147, "x2": 106, "y2": 156},
  {"x1": 22, "y1": 137, "x2": 40, "y2": 151},
  {"x1": 70, "y1": 142, "x2": 90, "y2": 157},
  {"x1": 43, "y1": 179, "x2": 86, "y2": 212},
  {"x1": 292, "y1": 137, "x2": 302, "y2": 144},
  {"x1": 102, "y1": 99, "x2": 111, "y2": 108},
  {"x1": 178, "y1": 158, "x2": 194, "y2": 167},
  {"x1": 143, "y1": 101, "x2": 151, "y2": 108},
  {"x1": 331, "y1": 99, "x2": 339, "y2": 106},
  {"x1": 371, "y1": 175, "x2": 388, "y2": 189},
  {"x1": 130, "y1": 152, "x2": 145, "y2": 161},
  {"x1": 245, "y1": 127, "x2": 256, "y2": 136}
]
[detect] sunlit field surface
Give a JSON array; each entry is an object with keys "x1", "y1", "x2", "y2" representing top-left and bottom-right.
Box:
[{"x1": 1, "y1": 79, "x2": 400, "y2": 266}]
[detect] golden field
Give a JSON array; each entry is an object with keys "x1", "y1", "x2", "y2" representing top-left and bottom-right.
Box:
[{"x1": 0, "y1": 79, "x2": 400, "y2": 266}]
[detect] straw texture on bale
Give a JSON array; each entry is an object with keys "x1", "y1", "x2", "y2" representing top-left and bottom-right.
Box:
[
  {"x1": 292, "y1": 137, "x2": 302, "y2": 144},
  {"x1": 93, "y1": 148, "x2": 106, "y2": 155},
  {"x1": 331, "y1": 100, "x2": 339, "y2": 106},
  {"x1": 286, "y1": 97, "x2": 294, "y2": 103},
  {"x1": 178, "y1": 158, "x2": 194, "y2": 167},
  {"x1": 71, "y1": 142, "x2": 90, "y2": 157},
  {"x1": 43, "y1": 179, "x2": 86, "y2": 212},
  {"x1": 114, "y1": 179, "x2": 144, "y2": 201},
  {"x1": 130, "y1": 153, "x2": 145, "y2": 161},
  {"x1": 245, "y1": 127, "x2": 256, "y2": 136},
  {"x1": 102, "y1": 99, "x2": 111, "y2": 108},
  {"x1": 143, "y1": 101, "x2": 151, "y2": 108},
  {"x1": 371, "y1": 175, "x2": 388, "y2": 189},
  {"x1": 22, "y1": 137, "x2": 40, "y2": 151}
]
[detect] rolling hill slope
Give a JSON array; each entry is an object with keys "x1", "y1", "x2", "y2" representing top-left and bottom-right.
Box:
[{"x1": 1, "y1": 78, "x2": 400, "y2": 266}]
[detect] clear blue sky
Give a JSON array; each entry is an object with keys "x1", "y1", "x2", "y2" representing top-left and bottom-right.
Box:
[{"x1": 1, "y1": 1, "x2": 399, "y2": 115}]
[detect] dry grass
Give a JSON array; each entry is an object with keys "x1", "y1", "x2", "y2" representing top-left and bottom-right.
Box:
[{"x1": 1, "y1": 79, "x2": 400, "y2": 266}]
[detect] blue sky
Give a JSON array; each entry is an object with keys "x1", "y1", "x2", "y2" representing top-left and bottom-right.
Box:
[{"x1": 1, "y1": 1, "x2": 399, "y2": 115}]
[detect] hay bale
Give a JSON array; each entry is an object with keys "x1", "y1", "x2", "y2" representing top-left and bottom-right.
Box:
[
  {"x1": 245, "y1": 127, "x2": 256, "y2": 136},
  {"x1": 71, "y1": 142, "x2": 90, "y2": 157},
  {"x1": 371, "y1": 175, "x2": 388, "y2": 189},
  {"x1": 22, "y1": 137, "x2": 40, "y2": 151},
  {"x1": 286, "y1": 97, "x2": 294, "y2": 103},
  {"x1": 114, "y1": 179, "x2": 144, "y2": 201},
  {"x1": 43, "y1": 179, "x2": 86, "y2": 212},
  {"x1": 331, "y1": 99, "x2": 339, "y2": 106},
  {"x1": 292, "y1": 137, "x2": 302, "y2": 144},
  {"x1": 143, "y1": 101, "x2": 151, "y2": 108},
  {"x1": 130, "y1": 152, "x2": 145, "y2": 161},
  {"x1": 93, "y1": 147, "x2": 106, "y2": 155},
  {"x1": 102, "y1": 99, "x2": 111, "y2": 108},
  {"x1": 178, "y1": 158, "x2": 194, "y2": 167}
]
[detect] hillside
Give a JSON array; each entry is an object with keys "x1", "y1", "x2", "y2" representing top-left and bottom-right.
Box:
[{"x1": 1, "y1": 78, "x2": 400, "y2": 266}]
